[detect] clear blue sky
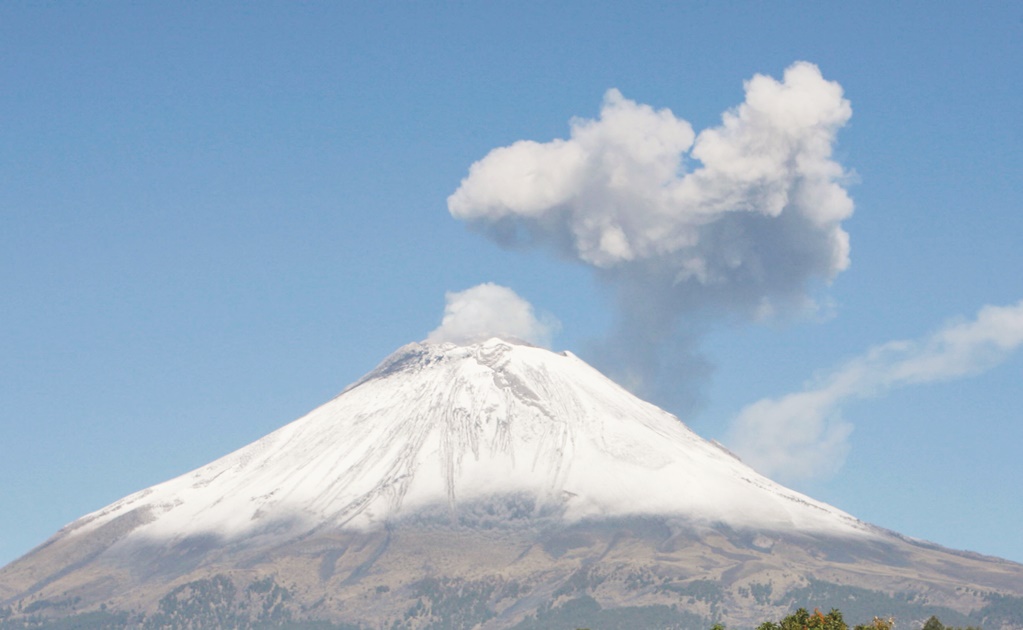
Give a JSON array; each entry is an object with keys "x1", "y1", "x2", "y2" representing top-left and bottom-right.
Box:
[{"x1": 2, "y1": 3, "x2": 1022, "y2": 567}]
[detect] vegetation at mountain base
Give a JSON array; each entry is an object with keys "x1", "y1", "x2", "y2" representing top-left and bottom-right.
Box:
[
  {"x1": 4, "y1": 573, "x2": 1023, "y2": 630},
  {"x1": 920, "y1": 615, "x2": 982, "y2": 630},
  {"x1": 698, "y1": 610, "x2": 986, "y2": 630},
  {"x1": 778, "y1": 578, "x2": 1023, "y2": 629},
  {"x1": 777, "y1": 578, "x2": 972, "y2": 627},
  {"x1": 753, "y1": 607, "x2": 886, "y2": 630},
  {"x1": 515, "y1": 595, "x2": 705, "y2": 629}
]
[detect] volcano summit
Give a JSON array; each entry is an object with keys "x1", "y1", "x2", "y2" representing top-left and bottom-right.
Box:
[{"x1": 2, "y1": 339, "x2": 1022, "y2": 629}]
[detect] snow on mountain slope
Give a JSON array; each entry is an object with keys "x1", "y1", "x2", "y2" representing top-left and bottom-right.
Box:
[{"x1": 63, "y1": 338, "x2": 870, "y2": 547}]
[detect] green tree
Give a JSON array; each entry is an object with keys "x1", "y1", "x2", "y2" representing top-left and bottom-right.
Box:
[
  {"x1": 757, "y1": 607, "x2": 849, "y2": 630},
  {"x1": 920, "y1": 617, "x2": 982, "y2": 630},
  {"x1": 922, "y1": 616, "x2": 945, "y2": 630},
  {"x1": 854, "y1": 616, "x2": 895, "y2": 630}
]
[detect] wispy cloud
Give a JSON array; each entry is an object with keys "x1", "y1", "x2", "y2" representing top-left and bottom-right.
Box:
[
  {"x1": 726, "y1": 300, "x2": 1023, "y2": 482},
  {"x1": 449, "y1": 62, "x2": 855, "y2": 409},
  {"x1": 426, "y1": 283, "x2": 559, "y2": 348}
]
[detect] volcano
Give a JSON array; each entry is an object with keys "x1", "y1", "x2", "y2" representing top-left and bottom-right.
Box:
[{"x1": 2, "y1": 339, "x2": 1022, "y2": 629}]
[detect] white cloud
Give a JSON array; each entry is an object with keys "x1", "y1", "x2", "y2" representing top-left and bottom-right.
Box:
[
  {"x1": 449, "y1": 87, "x2": 698, "y2": 268},
  {"x1": 426, "y1": 283, "x2": 559, "y2": 348},
  {"x1": 726, "y1": 300, "x2": 1023, "y2": 482},
  {"x1": 449, "y1": 61, "x2": 852, "y2": 281},
  {"x1": 448, "y1": 62, "x2": 855, "y2": 405}
]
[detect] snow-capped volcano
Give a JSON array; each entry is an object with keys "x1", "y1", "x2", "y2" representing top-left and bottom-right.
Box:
[
  {"x1": 69, "y1": 338, "x2": 866, "y2": 547},
  {"x1": 6, "y1": 338, "x2": 1023, "y2": 630}
]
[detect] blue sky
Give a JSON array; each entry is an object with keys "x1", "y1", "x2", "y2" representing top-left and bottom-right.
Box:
[{"x1": 2, "y1": 3, "x2": 1021, "y2": 567}]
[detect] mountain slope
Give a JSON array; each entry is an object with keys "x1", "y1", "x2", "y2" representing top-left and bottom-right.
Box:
[
  {"x1": 61, "y1": 339, "x2": 868, "y2": 542},
  {"x1": 2, "y1": 339, "x2": 1022, "y2": 629}
]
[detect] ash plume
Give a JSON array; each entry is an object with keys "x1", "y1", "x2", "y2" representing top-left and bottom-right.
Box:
[{"x1": 448, "y1": 62, "x2": 855, "y2": 410}]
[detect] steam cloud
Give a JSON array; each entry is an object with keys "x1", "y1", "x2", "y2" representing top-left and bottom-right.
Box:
[
  {"x1": 427, "y1": 283, "x2": 559, "y2": 348},
  {"x1": 449, "y1": 62, "x2": 854, "y2": 407},
  {"x1": 727, "y1": 300, "x2": 1023, "y2": 482}
]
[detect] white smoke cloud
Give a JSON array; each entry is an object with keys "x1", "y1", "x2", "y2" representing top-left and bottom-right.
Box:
[
  {"x1": 727, "y1": 300, "x2": 1023, "y2": 482},
  {"x1": 448, "y1": 62, "x2": 854, "y2": 406},
  {"x1": 427, "y1": 283, "x2": 559, "y2": 348}
]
